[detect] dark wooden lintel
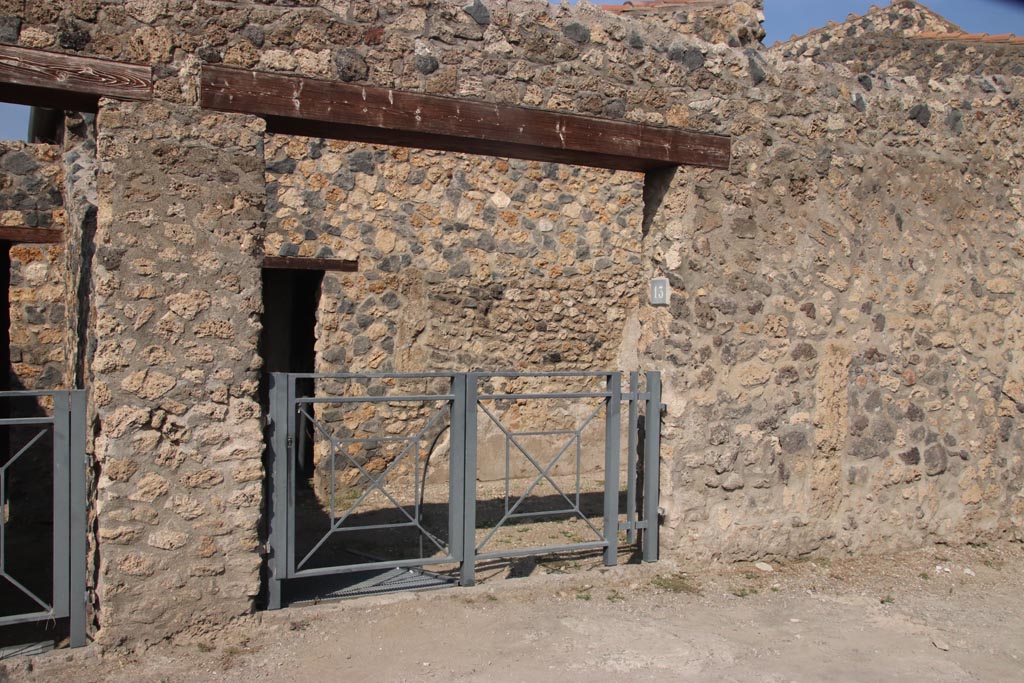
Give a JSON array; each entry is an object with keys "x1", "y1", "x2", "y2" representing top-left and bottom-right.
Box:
[
  {"x1": 201, "y1": 65, "x2": 731, "y2": 172},
  {"x1": 262, "y1": 256, "x2": 358, "y2": 272},
  {"x1": 0, "y1": 226, "x2": 63, "y2": 243},
  {"x1": 0, "y1": 45, "x2": 152, "y2": 111}
]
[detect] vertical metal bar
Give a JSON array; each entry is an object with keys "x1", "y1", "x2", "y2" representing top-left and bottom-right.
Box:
[
  {"x1": 286, "y1": 375, "x2": 297, "y2": 578},
  {"x1": 51, "y1": 392, "x2": 70, "y2": 618},
  {"x1": 69, "y1": 390, "x2": 87, "y2": 647},
  {"x1": 642, "y1": 372, "x2": 661, "y2": 563},
  {"x1": 603, "y1": 373, "x2": 621, "y2": 566},
  {"x1": 266, "y1": 373, "x2": 289, "y2": 610},
  {"x1": 626, "y1": 371, "x2": 639, "y2": 545},
  {"x1": 504, "y1": 434, "x2": 510, "y2": 516},
  {"x1": 448, "y1": 375, "x2": 466, "y2": 563},
  {"x1": 575, "y1": 433, "x2": 581, "y2": 511},
  {"x1": 460, "y1": 373, "x2": 478, "y2": 587}
]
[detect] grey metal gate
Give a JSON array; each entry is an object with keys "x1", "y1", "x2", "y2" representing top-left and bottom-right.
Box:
[
  {"x1": 266, "y1": 371, "x2": 660, "y2": 608},
  {"x1": 0, "y1": 390, "x2": 87, "y2": 648}
]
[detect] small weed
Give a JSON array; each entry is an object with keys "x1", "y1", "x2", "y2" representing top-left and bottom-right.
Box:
[
  {"x1": 770, "y1": 586, "x2": 780, "y2": 592},
  {"x1": 730, "y1": 587, "x2": 758, "y2": 598},
  {"x1": 606, "y1": 590, "x2": 625, "y2": 603},
  {"x1": 651, "y1": 573, "x2": 701, "y2": 595},
  {"x1": 742, "y1": 571, "x2": 759, "y2": 580},
  {"x1": 485, "y1": 593, "x2": 498, "y2": 602},
  {"x1": 576, "y1": 590, "x2": 592, "y2": 601},
  {"x1": 880, "y1": 594, "x2": 895, "y2": 605},
  {"x1": 196, "y1": 642, "x2": 214, "y2": 653},
  {"x1": 288, "y1": 619, "x2": 310, "y2": 631},
  {"x1": 919, "y1": 572, "x2": 930, "y2": 580}
]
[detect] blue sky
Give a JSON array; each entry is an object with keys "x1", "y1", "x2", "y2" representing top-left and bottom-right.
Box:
[{"x1": 2, "y1": 1, "x2": 1023, "y2": 140}]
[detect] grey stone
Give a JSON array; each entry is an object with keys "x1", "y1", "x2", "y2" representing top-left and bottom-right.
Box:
[
  {"x1": 991, "y1": 75, "x2": 1012, "y2": 94},
  {"x1": 58, "y1": 20, "x2": 90, "y2": 50},
  {"x1": 731, "y1": 217, "x2": 757, "y2": 239},
  {"x1": 562, "y1": 23, "x2": 590, "y2": 45},
  {"x1": 463, "y1": 0, "x2": 491, "y2": 26},
  {"x1": 602, "y1": 99, "x2": 627, "y2": 119},
  {"x1": 334, "y1": 50, "x2": 369, "y2": 82},
  {"x1": 857, "y1": 74, "x2": 873, "y2": 91},
  {"x1": 908, "y1": 103, "x2": 931, "y2": 127},
  {"x1": 669, "y1": 47, "x2": 705, "y2": 71},
  {"x1": 779, "y1": 431, "x2": 807, "y2": 453},
  {"x1": 349, "y1": 151, "x2": 376, "y2": 175},
  {"x1": 873, "y1": 420, "x2": 896, "y2": 444},
  {"x1": 1, "y1": 152, "x2": 38, "y2": 175},
  {"x1": 791, "y1": 343, "x2": 817, "y2": 361},
  {"x1": 897, "y1": 447, "x2": 920, "y2": 465},
  {"x1": 947, "y1": 109, "x2": 963, "y2": 134},
  {"x1": 0, "y1": 16, "x2": 20, "y2": 43},
  {"x1": 413, "y1": 55, "x2": 439, "y2": 75},
  {"x1": 850, "y1": 415, "x2": 869, "y2": 436},
  {"x1": 197, "y1": 45, "x2": 222, "y2": 63},
  {"x1": 240, "y1": 25, "x2": 264, "y2": 48},
  {"x1": 924, "y1": 444, "x2": 947, "y2": 476},
  {"x1": 747, "y1": 50, "x2": 766, "y2": 85}
]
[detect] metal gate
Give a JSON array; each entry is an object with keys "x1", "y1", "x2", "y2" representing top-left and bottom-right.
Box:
[
  {"x1": 266, "y1": 371, "x2": 660, "y2": 608},
  {"x1": 0, "y1": 390, "x2": 87, "y2": 647}
]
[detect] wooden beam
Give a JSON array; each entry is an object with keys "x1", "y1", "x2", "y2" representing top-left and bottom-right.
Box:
[
  {"x1": 262, "y1": 256, "x2": 358, "y2": 272},
  {"x1": 201, "y1": 66, "x2": 730, "y2": 172},
  {"x1": 0, "y1": 45, "x2": 152, "y2": 111},
  {"x1": 0, "y1": 226, "x2": 63, "y2": 243}
]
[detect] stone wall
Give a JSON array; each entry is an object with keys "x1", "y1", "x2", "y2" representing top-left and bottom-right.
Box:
[
  {"x1": 604, "y1": 0, "x2": 765, "y2": 49},
  {"x1": 640, "y1": 56, "x2": 1024, "y2": 560},
  {"x1": 265, "y1": 136, "x2": 644, "y2": 492},
  {"x1": 772, "y1": 0, "x2": 1023, "y2": 82},
  {"x1": 2, "y1": 0, "x2": 1022, "y2": 647},
  {"x1": 0, "y1": 142, "x2": 68, "y2": 393},
  {"x1": 89, "y1": 100, "x2": 266, "y2": 648},
  {"x1": 771, "y1": 0, "x2": 959, "y2": 55}
]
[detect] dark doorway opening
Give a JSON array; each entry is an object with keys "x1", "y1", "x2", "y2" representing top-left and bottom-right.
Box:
[{"x1": 260, "y1": 267, "x2": 323, "y2": 474}]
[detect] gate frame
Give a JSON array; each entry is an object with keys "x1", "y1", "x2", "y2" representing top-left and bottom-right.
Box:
[
  {"x1": 0, "y1": 389, "x2": 87, "y2": 647},
  {"x1": 265, "y1": 371, "x2": 660, "y2": 607}
]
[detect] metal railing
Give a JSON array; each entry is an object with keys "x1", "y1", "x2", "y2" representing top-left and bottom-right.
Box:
[
  {"x1": 266, "y1": 371, "x2": 660, "y2": 607},
  {"x1": 0, "y1": 390, "x2": 87, "y2": 647}
]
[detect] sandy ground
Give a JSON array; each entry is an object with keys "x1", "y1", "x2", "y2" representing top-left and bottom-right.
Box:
[{"x1": 4, "y1": 541, "x2": 1023, "y2": 683}]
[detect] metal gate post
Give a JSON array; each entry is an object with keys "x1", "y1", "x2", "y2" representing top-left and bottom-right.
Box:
[
  {"x1": 266, "y1": 373, "x2": 289, "y2": 610},
  {"x1": 51, "y1": 392, "x2": 70, "y2": 623},
  {"x1": 626, "y1": 372, "x2": 639, "y2": 545},
  {"x1": 460, "y1": 373, "x2": 478, "y2": 587},
  {"x1": 449, "y1": 374, "x2": 466, "y2": 573},
  {"x1": 69, "y1": 390, "x2": 87, "y2": 647},
  {"x1": 603, "y1": 373, "x2": 621, "y2": 566},
  {"x1": 642, "y1": 372, "x2": 661, "y2": 563}
]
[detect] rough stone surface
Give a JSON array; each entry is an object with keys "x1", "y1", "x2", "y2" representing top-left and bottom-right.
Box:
[
  {"x1": 90, "y1": 100, "x2": 266, "y2": 648},
  {"x1": 4, "y1": 0, "x2": 1022, "y2": 649},
  {"x1": 0, "y1": 142, "x2": 68, "y2": 393}
]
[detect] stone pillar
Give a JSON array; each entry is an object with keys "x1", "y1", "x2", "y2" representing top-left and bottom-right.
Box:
[{"x1": 91, "y1": 100, "x2": 266, "y2": 648}]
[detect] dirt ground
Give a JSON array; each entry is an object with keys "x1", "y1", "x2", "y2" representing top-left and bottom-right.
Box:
[{"x1": 4, "y1": 541, "x2": 1023, "y2": 683}]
